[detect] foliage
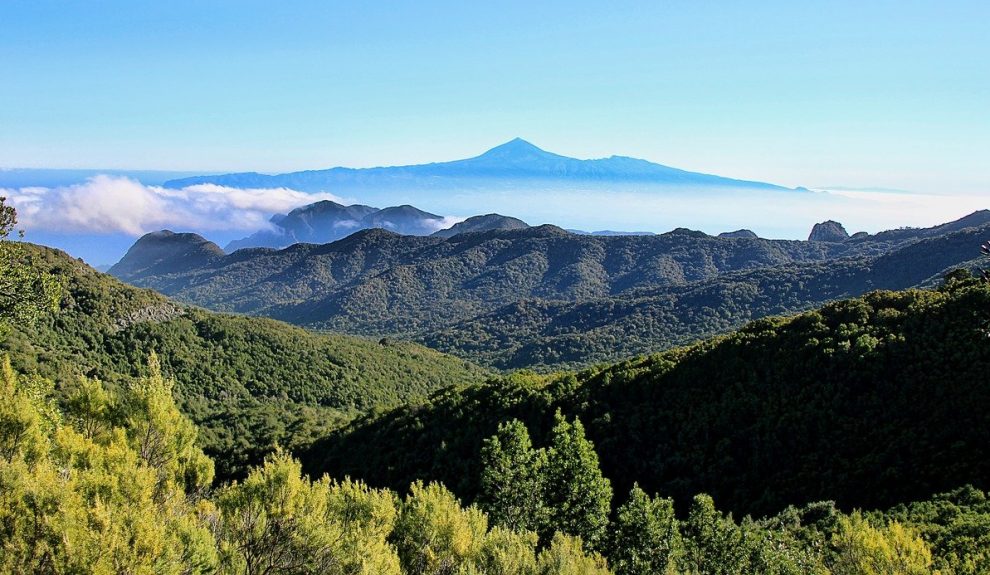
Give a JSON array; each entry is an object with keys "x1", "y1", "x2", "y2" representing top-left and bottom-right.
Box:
[
  {"x1": 0, "y1": 356, "x2": 218, "y2": 574},
  {"x1": 478, "y1": 414, "x2": 612, "y2": 550},
  {"x1": 608, "y1": 484, "x2": 682, "y2": 575},
  {"x1": 391, "y1": 480, "x2": 488, "y2": 574},
  {"x1": 2, "y1": 243, "x2": 487, "y2": 479},
  {"x1": 214, "y1": 451, "x2": 401, "y2": 575},
  {"x1": 125, "y1": 352, "x2": 214, "y2": 495},
  {"x1": 829, "y1": 513, "x2": 933, "y2": 575},
  {"x1": 2, "y1": 354, "x2": 619, "y2": 574},
  {"x1": 883, "y1": 485, "x2": 990, "y2": 575},
  {"x1": 541, "y1": 411, "x2": 612, "y2": 549},
  {"x1": 479, "y1": 419, "x2": 548, "y2": 534},
  {"x1": 0, "y1": 197, "x2": 61, "y2": 337},
  {"x1": 304, "y1": 283, "x2": 990, "y2": 519},
  {"x1": 681, "y1": 494, "x2": 750, "y2": 574},
  {"x1": 535, "y1": 533, "x2": 611, "y2": 575},
  {"x1": 110, "y1": 214, "x2": 990, "y2": 370}
]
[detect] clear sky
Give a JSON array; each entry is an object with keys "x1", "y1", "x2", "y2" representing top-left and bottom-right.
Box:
[{"x1": 2, "y1": 0, "x2": 988, "y2": 195}]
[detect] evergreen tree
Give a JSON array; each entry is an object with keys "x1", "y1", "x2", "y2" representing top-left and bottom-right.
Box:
[
  {"x1": 542, "y1": 410, "x2": 612, "y2": 550},
  {"x1": 467, "y1": 526, "x2": 539, "y2": 575},
  {"x1": 479, "y1": 418, "x2": 548, "y2": 534},
  {"x1": 125, "y1": 352, "x2": 214, "y2": 496},
  {"x1": 681, "y1": 494, "x2": 750, "y2": 575},
  {"x1": 609, "y1": 484, "x2": 681, "y2": 575},
  {"x1": 0, "y1": 361, "x2": 218, "y2": 574},
  {"x1": 215, "y1": 451, "x2": 401, "y2": 575}
]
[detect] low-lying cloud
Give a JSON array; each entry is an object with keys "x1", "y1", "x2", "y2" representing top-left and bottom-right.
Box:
[
  {"x1": 2, "y1": 175, "x2": 345, "y2": 236},
  {"x1": 423, "y1": 216, "x2": 466, "y2": 233}
]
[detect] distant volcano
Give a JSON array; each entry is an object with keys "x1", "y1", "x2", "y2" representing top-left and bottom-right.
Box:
[{"x1": 163, "y1": 138, "x2": 793, "y2": 193}]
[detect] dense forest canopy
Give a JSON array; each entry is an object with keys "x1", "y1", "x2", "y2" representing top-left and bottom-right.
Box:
[
  {"x1": 3, "y1": 198, "x2": 990, "y2": 573},
  {"x1": 109, "y1": 212, "x2": 990, "y2": 370},
  {"x1": 2, "y1": 338, "x2": 988, "y2": 574},
  {"x1": 1, "y1": 242, "x2": 487, "y2": 479},
  {"x1": 304, "y1": 279, "x2": 990, "y2": 519}
]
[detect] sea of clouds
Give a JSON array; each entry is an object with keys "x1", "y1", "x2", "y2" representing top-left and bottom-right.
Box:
[
  {"x1": 2, "y1": 175, "x2": 347, "y2": 236},
  {"x1": 1, "y1": 174, "x2": 986, "y2": 265}
]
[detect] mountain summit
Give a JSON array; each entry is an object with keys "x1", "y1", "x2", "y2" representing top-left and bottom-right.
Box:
[
  {"x1": 163, "y1": 139, "x2": 793, "y2": 194},
  {"x1": 477, "y1": 137, "x2": 552, "y2": 158},
  {"x1": 470, "y1": 137, "x2": 564, "y2": 164}
]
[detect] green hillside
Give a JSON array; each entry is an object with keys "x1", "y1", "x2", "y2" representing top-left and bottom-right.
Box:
[
  {"x1": 109, "y1": 213, "x2": 990, "y2": 370},
  {"x1": 302, "y1": 278, "x2": 990, "y2": 519},
  {"x1": 426, "y1": 225, "x2": 990, "y2": 369},
  {"x1": 2, "y1": 244, "x2": 487, "y2": 478}
]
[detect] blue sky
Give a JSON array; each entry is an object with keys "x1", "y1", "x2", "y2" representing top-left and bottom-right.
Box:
[{"x1": 2, "y1": 0, "x2": 988, "y2": 195}]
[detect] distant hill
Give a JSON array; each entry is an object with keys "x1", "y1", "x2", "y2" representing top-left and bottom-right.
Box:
[
  {"x1": 361, "y1": 205, "x2": 445, "y2": 235},
  {"x1": 432, "y1": 214, "x2": 529, "y2": 238},
  {"x1": 109, "y1": 212, "x2": 990, "y2": 369},
  {"x1": 224, "y1": 201, "x2": 446, "y2": 251},
  {"x1": 163, "y1": 138, "x2": 793, "y2": 194},
  {"x1": 109, "y1": 229, "x2": 224, "y2": 277},
  {"x1": 6, "y1": 244, "x2": 487, "y2": 479}
]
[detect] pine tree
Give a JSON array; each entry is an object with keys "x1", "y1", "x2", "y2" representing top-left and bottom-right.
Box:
[
  {"x1": 542, "y1": 410, "x2": 612, "y2": 550},
  {"x1": 609, "y1": 484, "x2": 682, "y2": 575},
  {"x1": 479, "y1": 418, "x2": 548, "y2": 533},
  {"x1": 681, "y1": 494, "x2": 750, "y2": 575}
]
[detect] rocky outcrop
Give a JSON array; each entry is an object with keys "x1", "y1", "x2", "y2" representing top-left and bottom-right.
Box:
[{"x1": 808, "y1": 221, "x2": 850, "y2": 242}]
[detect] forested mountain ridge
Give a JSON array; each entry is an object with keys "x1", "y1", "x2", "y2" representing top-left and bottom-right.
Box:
[
  {"x1": 110, "y1": 211, "x2": 990, "y2": 369},
  {"x1": 302, "y1": 279, "x2": 990, "y2": 521},
  {"x1": 2, "y1": 244, "x2": 487, "y2": 478},
  {"x1": 426, "y1": 221, "x2": 990, "y2": 368}
]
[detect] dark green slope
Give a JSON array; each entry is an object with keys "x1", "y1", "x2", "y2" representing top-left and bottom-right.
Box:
[
  {"x1": 114, "y1": 225, "x2": 856, "y2": 326},
  {"x1": 302, "y1": 280, "x2": 990, "y2": 519},
  {"x1": 109, "y1": 212, "x2": 990, "y2": 371},
  {"x1": 3, "y1": 244, "x2": 488, "y2": 478},
  {"x1": 425, "y1": 223, "x2": 990, "y2": 369}
]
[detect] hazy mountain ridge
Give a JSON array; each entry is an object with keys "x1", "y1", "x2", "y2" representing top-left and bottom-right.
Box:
[
  {"x1": 224, "y1": 201, "x2": 447, "y2": 251},
  {"x1": 163, "y1": 138, "x2": 793, "y2": 193}
]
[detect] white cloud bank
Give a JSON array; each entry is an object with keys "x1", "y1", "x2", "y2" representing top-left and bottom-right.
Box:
[
  {"x1": 2, "y1": 175, "x2": 346, "y2": 236},
  {"x1": 2, "y1": 175, "x2": 985, "y2": 244}
]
